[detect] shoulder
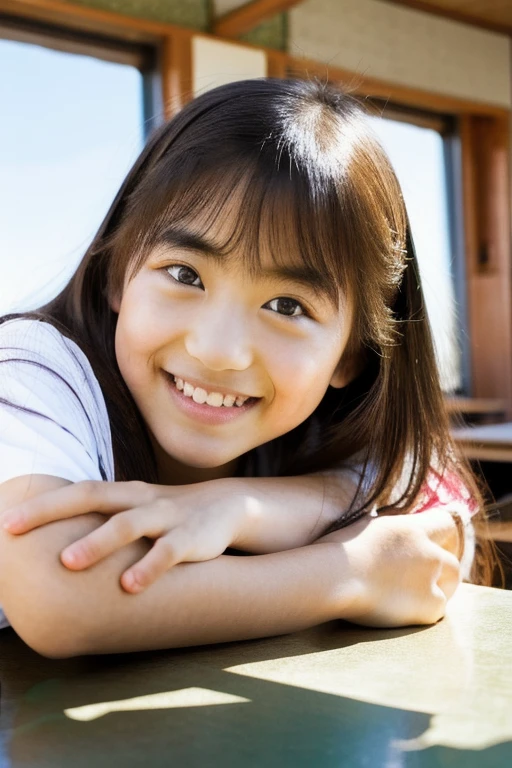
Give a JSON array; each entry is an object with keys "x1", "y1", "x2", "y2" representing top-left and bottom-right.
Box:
[
  {"x1": 0, "y1": 317, "x2": 115, "y2": 483},
  {"x1": 0, "y1": 317, "x2": 104, "y2": 411},
  {"x1": 1, "y1": 317, "x2": 90, "y2": 378}
]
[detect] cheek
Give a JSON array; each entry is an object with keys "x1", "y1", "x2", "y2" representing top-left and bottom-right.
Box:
[
  {"x1": 116, "y1": 287, "x2": 177, "y2": 358},
  {"x1": 270, "y1": 337, "x2": 340, "y2": 413},
  {"x1": 114, "y1": 297, "x2": 165, "y2": 385}
]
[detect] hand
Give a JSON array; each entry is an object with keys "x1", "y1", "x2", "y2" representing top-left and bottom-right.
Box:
[
  {"x1": 317, "y1": 507, "x2": 462, "y2": 627},
  {"x1": 1, "y1": 480, "x2": 245, "y2": 593}
]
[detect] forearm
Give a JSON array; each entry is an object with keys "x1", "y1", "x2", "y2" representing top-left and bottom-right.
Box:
[
  {"x1": 157, "y1": 472, "x2": 361, "y2": 555},
  {"x1": 0, "y1": 513, "x2": 356, "y2": 658}
]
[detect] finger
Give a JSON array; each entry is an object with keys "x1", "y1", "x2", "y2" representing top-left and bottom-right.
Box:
[
  {"x1": 428, "y1": 584, "x2": 448, "y2": 624},
  {"x1": 436, "y1": 549, "x2": 462, "y2": 602},
  {"x1": 411, "y1": 507, "x2": 464, "y2": 555},
  {"x1": 121, "y1": 533, "x2": 188, "y2": 593},
  {"x1": 60, "y1": 504, "x2": 167, "y2": 569},
  {"x1": 2, "y1": 480, "x2": 153, "y2": 533}
]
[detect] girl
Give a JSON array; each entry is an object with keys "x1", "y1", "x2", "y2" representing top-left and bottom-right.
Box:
[{"x1": 0, "y1": 78, "x2": 490, "y2": 659}]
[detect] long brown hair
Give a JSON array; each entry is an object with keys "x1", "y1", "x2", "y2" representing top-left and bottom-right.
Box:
[{"x1": 0, "y1": 78, "x2": 495, "y2": 583}]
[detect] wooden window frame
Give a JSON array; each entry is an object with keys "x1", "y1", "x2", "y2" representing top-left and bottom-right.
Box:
[{"x1": 2, "y1": 0, "x2": 510, "y2": 411}]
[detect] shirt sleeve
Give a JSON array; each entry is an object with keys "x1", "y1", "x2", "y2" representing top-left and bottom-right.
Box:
[{"x1": 0, "y1": 320, "x2": 110, "y2": 485}]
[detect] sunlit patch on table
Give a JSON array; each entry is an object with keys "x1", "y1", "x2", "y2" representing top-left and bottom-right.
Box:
[{"x1": 64, "y1": 687, "x2": 251, "y2": 721}]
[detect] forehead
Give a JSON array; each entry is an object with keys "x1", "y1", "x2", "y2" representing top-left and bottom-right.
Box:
[{"x1": 142, "y1": 170, "x2": 348, "y2": 308}]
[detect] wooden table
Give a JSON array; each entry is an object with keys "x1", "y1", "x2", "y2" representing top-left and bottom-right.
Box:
[
  {"x1": 0, "y1": 583, "x2": 511, "y2": 767},
  {"x1": 452, "y1": 421, "x2": 512, "y2": 462}
]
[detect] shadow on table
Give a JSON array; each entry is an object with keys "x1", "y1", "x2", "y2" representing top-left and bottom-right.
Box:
[{"x1": 1, "y1": 617, "x2": 511, "y2": 768}]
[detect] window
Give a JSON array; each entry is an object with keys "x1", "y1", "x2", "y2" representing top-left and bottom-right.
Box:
[
  {"x1": 368, "y1": 108, "x2": 465, "y2": 394},
  {"x1": 0, "y1": 18, "x2": 159, "y2": 315}
]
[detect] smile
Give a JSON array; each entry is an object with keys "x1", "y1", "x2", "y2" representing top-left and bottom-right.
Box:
[
  {"x1": 173, "y1": 376, "x2": 251, "y2": 408},
  {"x1": 165, "y1": 373, "x2": 260, "y2": 425}
]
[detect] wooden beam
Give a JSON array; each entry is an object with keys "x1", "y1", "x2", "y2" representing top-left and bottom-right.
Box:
[
  {"x1": 266, "y1": 50, "x2": 287, "y2": 77},
  {"x1": 286, "y1": 55, "x2": 510, "y2": 118},
  {"x1": 460, "y1": 115, "x2": 512, "y2": 414},
  {"x1": 161, "y1": 34, "x2": 193, "y2": 119},
  {"x1": 213, "y1": 0, "x2": 299, "y2": 39},
  {"x1": 0, "y1": 0, "x2": 193, "y2": 42},
  {"x1": 382, "y1": 0, "x2": 512, "y2": 38}
]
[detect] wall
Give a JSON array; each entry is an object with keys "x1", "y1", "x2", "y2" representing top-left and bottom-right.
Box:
[
  {"x1": 193, "y1": 36, "x2": 266, "y2": 95},
  {"x1": 289, "y1": 0, "x2": 511, "y2": 107}
]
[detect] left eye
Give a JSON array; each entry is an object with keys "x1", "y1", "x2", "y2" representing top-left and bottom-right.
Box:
[
  {"x1": 265, "y1": 297, "x2": 305, "y2": 317},
  {"x1": 167, "y1": 265, "x2": 203, "y2": 288}
]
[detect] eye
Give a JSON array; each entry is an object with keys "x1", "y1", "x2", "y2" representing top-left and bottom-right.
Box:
[
  {"x1": 265, "y1": 297, "x2": 306, "y2": 317},
  {"x1": 167, "y1": 264, "x2": 203, "y2": 289}
]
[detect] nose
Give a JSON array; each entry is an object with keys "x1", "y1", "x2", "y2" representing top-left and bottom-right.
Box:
[{"x1": 184, "y1": 300, "x2": 254, "y2": 372}]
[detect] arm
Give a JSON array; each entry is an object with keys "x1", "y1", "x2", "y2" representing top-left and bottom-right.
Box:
[
  {"x1": 160, "y1": 471, "x2": 361, "y2": 554},
  {"x1": 0, "y1": 476, "x2": 459, "y2": 659},
  {"x1": 0, "y1": 501, "x2": 355, "y2": 658}
]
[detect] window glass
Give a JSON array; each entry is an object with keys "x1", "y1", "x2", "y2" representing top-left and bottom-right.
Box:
[
  {"x1": 0, "y1": 38, "x2": 144, "y2": 313},
  {"x1": 368, "y1": 116, "x2": 460, "y2": 392}
]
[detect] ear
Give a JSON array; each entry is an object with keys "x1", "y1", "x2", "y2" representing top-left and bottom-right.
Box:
[{"x1": 329, "y1": 351, "x2": 363, "y2": 389}]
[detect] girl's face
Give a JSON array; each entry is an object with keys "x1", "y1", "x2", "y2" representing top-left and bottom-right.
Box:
[{"x1": 111, "y1": 205, "x2": 354, "y2": 485}]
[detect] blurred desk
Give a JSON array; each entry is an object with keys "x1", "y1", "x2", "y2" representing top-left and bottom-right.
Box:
[
  {"x1": 452, "y1": 422, "x2": 512, "y2": 462},
  {"x1": 445, "y1": 397, "x2": 506, "y2": 422},
  {"x1": 0, "y1": 584, "x2": 511, "y2": 767}
]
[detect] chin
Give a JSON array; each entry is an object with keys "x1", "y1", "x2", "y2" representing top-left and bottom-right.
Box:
[{"x1": 165, "y1": 442, "x2": 238, "y2": 470}]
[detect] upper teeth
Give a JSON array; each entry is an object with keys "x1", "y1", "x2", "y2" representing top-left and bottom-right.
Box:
[{"x1": 174, "y1": 377, "x2": 250, "y2": 407}]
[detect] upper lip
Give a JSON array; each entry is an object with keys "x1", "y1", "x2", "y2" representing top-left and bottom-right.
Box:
[{"x1": 166, "y1": 371, "x2": 258, "y2": 400}]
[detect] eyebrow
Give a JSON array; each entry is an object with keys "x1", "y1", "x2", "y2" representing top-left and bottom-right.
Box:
[{"x1": 156, "y1": 226, "x2": 338, "y2": 304}]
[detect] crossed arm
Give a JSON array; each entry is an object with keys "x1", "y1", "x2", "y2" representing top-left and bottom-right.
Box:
[{"x1": 0, "y1": 471, "x2": 462, "y2": 659}]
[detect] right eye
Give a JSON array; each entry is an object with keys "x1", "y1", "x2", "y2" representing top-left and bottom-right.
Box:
[{"x1": 166, "y1": 265, "x2": 204, "y2": 289}]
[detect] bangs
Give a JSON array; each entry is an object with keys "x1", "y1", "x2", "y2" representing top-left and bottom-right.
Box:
[{"x1": 125, "y1": 157, "x2": 350, "y2": 309}]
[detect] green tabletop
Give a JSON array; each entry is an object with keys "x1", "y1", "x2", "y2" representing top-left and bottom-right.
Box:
[{"x1": 1, "y1": 583, "x2": 511, "y2": 767}]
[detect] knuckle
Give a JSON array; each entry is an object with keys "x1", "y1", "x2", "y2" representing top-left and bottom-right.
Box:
[
  {"x1": 154, "y1": 536, "x2": 179, "y2": 561},
  {"x1": 112, "y1": 513, "x2": 137, "y2": 541}
]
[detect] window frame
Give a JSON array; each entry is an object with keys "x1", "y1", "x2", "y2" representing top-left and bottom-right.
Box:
[{"x1": 365, "y1": 99, "x2": 469, "y2": 395}]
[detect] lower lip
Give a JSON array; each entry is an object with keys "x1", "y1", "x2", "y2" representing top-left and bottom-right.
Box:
[{"x1": 165, "y1": 374, "x2": 260, "y2": 425}]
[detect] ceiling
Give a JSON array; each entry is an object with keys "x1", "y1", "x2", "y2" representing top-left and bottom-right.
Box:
[
  {"x1": 213, "y1": 0, "x2": 512, "y2": 37},
  {"x1": 384, "y1": 0, "x2": 512, "y2": 35}
]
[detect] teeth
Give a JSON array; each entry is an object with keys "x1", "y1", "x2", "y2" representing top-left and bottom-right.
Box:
[
  {"x1": 173, "y1": 376, "x2": 250, "y2": 408},
  {"x1": 192, "y1": 387, "x2": 208, "y2": 404},
  {"x1": 206, "y1": 392, "x2": 224, "y2": 407}
]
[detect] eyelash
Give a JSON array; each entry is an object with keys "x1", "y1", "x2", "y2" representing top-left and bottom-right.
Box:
[{"x1": 164, "y1": 264, "x2": 310, "y2": 319}]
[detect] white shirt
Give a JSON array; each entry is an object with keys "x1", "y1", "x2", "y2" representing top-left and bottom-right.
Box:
[{"x1": 0, "y1": 318, "x2": 114, "y2": 628}]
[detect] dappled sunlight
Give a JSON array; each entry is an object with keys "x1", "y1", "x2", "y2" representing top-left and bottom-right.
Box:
[{"x1": 64, "y1": 686, "x2": 251, "y2": 722}]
